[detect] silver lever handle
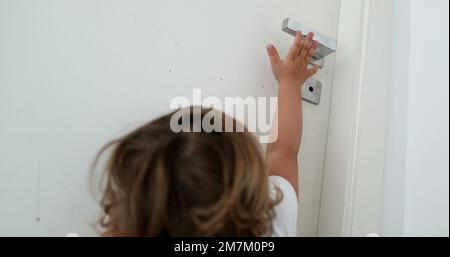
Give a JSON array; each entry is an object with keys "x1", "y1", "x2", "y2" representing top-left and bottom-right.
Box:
[{"x1": 282, "y1": 17, "x2": 337, "y2": 68}]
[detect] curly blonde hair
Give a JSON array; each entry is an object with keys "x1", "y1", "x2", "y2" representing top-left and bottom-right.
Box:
[{"x1": 93, "y1": 107, "x2": 280, "y2": 236}]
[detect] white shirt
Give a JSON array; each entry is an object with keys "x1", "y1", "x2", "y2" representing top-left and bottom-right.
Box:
[{"x1": 269, "y1": 176, "x2": 298, "y2": 237}]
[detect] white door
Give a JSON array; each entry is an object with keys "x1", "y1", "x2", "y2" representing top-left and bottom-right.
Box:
[{"x1": 0, "y1": 0, "x2": 341, "y2": 236}]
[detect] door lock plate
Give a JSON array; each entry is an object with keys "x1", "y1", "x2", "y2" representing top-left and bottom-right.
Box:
[{"x1": 302, "y1": 78, "x2": 322, "y2": 105}]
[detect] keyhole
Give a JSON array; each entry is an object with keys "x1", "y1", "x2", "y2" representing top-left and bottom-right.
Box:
[{"x1": 308, "y1": 86, "x2": 314, "y2": 92}]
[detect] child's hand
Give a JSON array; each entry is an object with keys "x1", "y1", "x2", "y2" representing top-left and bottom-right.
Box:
[{"x1": 267, "y1": 31, "x2": 319, "y2": 87}]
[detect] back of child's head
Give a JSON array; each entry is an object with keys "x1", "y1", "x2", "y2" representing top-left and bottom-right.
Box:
[{"x1": 94, "y1": 107, "x2": 278, "y2": 236}]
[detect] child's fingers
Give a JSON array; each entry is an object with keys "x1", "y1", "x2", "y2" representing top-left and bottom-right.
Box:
[
  {"x1": 307, "y1": 64, "x2": 319, "y2": 77},
  {"x1": 299, "y1": 32, "x2": 314, "y2": 60},
  {"x1": 287, "y1": 31, "x2": 303, "y2": 60},
  {"x1": 306, "y1": 41, "x2": 318, "y2": 64},
  {"x1": 267, "y1": 44, "x2": 281, "y2": 69}
]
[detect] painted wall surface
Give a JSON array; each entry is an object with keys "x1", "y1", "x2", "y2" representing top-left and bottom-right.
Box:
[
  {"x1": 383, "y1": 0, "x2": 449, "y2": 236},
  {"x1": 0, "y1": 0, "x2": 340, "y2": 236}
]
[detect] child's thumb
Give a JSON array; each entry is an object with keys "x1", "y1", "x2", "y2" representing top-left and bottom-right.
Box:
[{"x1": 267, "y1": 44, "x2": 281, "y2": 68}]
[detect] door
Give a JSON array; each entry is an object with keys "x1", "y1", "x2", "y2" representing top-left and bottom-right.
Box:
[{"x1": 0, "y1": 0, "x2": 341, "y2": 236}]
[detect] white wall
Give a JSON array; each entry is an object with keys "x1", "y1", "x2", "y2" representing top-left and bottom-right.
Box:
[{"x1": 383, "y1": 0, "x2": 449, "y2": 236}]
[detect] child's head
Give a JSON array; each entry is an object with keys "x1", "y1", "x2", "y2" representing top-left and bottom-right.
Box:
[{"x1": 95, "y1": 107, "x2": 278, "y2": 236}]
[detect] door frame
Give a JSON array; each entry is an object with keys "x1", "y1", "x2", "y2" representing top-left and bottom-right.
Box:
[{"x1": 318, "y1": 0, "x2": 392, "y2": 236}]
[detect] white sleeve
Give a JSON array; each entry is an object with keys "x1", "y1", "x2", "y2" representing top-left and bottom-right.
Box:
[{"x1": 268, "y1": 176, "x2": 298, "y2": 237}]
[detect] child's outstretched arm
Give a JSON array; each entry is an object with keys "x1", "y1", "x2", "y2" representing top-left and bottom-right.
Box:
[{"x1": 266, "y1": 31, "x2": 318, "y2": 194}]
